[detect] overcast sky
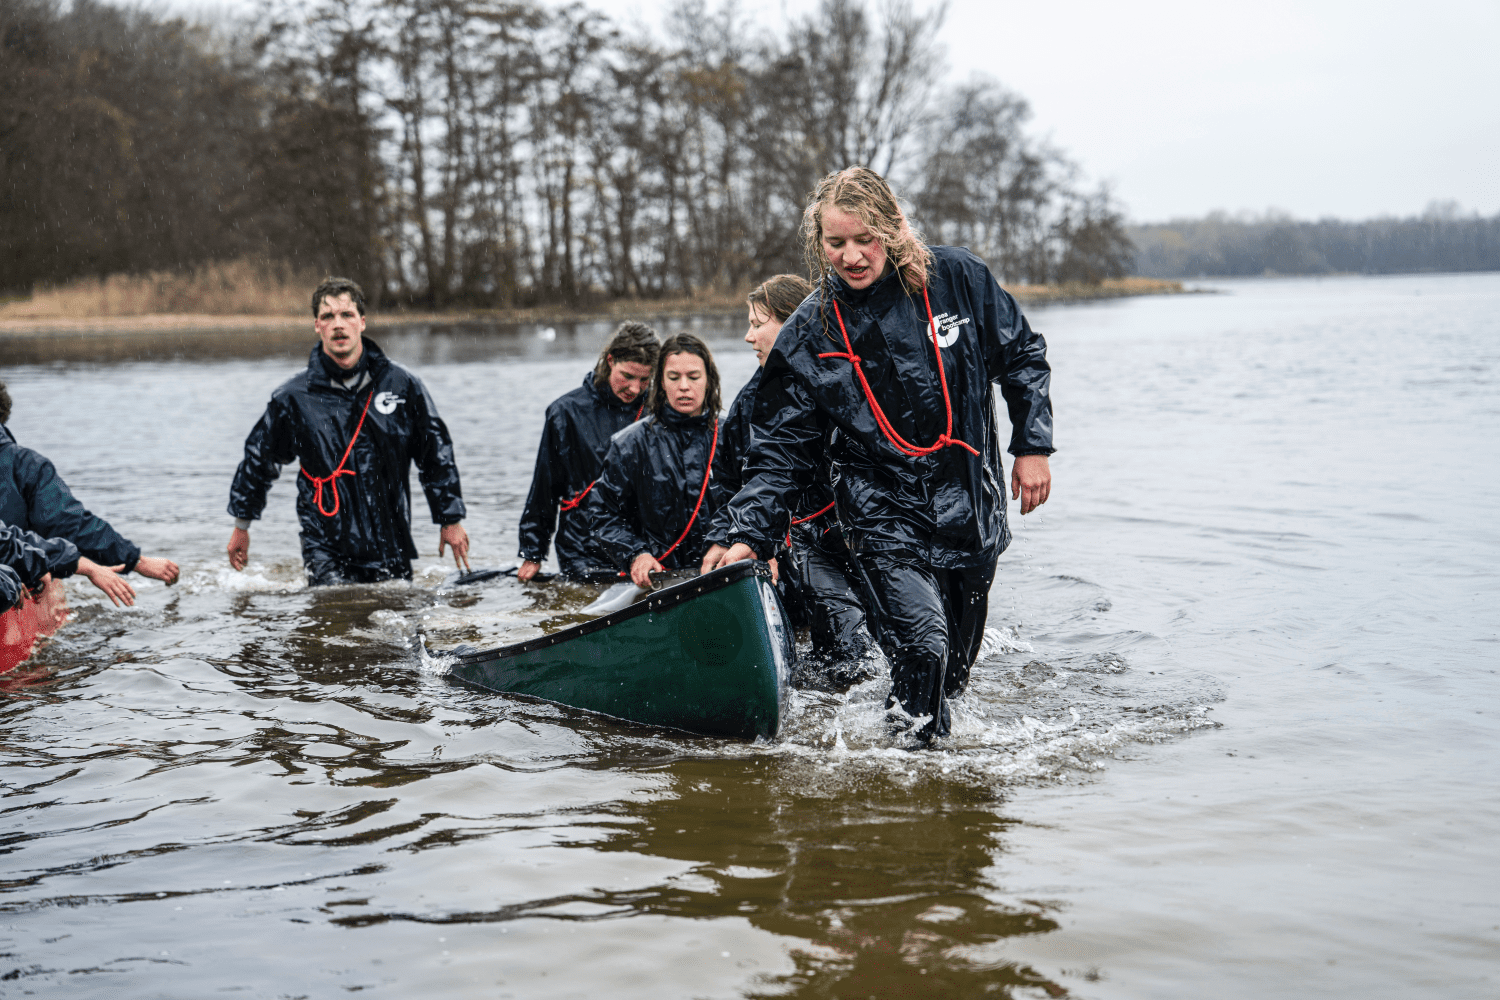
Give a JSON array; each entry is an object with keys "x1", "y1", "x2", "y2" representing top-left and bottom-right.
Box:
[
  {"x1": 578, "y1": 0, "x2": 1500, "y2": 222},
  {"x1": 193, "y1": 0, "x2": 1499, "y2": 222}
]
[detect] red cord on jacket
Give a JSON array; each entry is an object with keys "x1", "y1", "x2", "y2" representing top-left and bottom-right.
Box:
[
  {"x1": 818, "y1": 287, "x2": 978, "y2": 459},
  {"x1": 301, "y1": 389, "x2": 375, "y2": 517},
  {"x1": 654, "y1": 417, "x2": 718, "y2": 565},
  {"x1": 558, "y1": 401, "x2": 644, "y2": 512},
  {"x1": 784, "y1": 499, "x2": 837, "y2": 549}
]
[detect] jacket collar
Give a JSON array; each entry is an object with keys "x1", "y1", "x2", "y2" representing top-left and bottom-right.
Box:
[
  {"x1": 654, "y1": 405, "x2": 712, "y2": 431},
  {"x1": 306, "y1": 336, "x2": 389, "y2": 391},
  {"x1": 827, "y1": 262, "x2": 905, "y2": 312}
]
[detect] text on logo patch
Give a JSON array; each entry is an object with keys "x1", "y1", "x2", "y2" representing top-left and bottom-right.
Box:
[
  {"x1": 374, "y1": 391, "x2": 405, "y2": 414},
  {"x1": 928, "y1": 312, "x2": 971, "y2": 348}
]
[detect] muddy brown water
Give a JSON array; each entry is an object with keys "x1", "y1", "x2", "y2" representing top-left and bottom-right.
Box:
[{"x1": 1, "y1": 276, "x2": 1496, "y2": 997}]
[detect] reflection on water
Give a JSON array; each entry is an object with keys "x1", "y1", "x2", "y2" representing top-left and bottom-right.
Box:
[
  {"x1": 0, "y1": 303, "x2": 1212, "y2": 997},
  {"x1": 0, "y1": 537, "x2": 1191, "y2": 996}
]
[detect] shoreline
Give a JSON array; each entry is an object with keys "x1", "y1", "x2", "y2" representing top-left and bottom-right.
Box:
[{"x1": 0, "y1": 278, "x2": 1187, "y2": 339}]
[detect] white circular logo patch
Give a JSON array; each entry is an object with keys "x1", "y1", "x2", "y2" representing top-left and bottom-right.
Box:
[
  {"x1": 374, "y1": 391, "x2": 405, "y2": 415},
  {"x1": 930, "y1": 314, "x2": 962, "y2": 348}
]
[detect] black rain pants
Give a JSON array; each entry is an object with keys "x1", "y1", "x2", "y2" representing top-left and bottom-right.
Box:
[
  {"x1": 784, "y1": 542, "x2": 874, "y2": 689},
  {"x1": 852, "y1": 553, "x2": 997, "y2": 739},
  {"x1": 304, "y1": 542, "x2": 412, "y2": 587}
]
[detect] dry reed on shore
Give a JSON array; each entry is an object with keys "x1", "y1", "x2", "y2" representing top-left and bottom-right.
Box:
[
  {"x1": 0, "y1": 263, "x2": 1185, "y2": 327},
  {"x1": 1005, "y1": 276, "x2": 1185, "y2": 303},
  {"x1": 0, "y1": 259, "x2": 318, "y2": 319}
]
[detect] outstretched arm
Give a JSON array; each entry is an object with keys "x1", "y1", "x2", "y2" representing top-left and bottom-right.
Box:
[
  {"x1": 15, "y1": 447, "x2": 142, "y2": 571},
  {"x1": 76, "y1": 556, "x2": 135, "y2": 607},
  {"x1": 709, "y1": 361, "x2": 826, "y2": 562},
  {"x1": 589, "y1": 438, "x2": 651, "y2": 576},
  {"x1": 134, "y1": 555, "x2": 179, "y2": 584}
]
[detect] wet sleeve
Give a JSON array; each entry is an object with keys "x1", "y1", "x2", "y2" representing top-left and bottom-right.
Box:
[
  {"x1": 409, "y1": 377, "x2": 466, "y2": 525},
  {"x1": 588, "y1": 436, "x2": 649, "y2": 572},
  {"x1": 716, "y1": 361, "x2": 827, "y2": 558},
  {"x1": 517, "y1": 409, "x2": 564, "y2": 563},
  {"x1": 228, "y1": 396, "x2": 298, "y2": 521},
  {"x1": 0, "y1": 564, "x2": 21, "y2": 609},
  {"x1": 15, "y1": 447, "x2": 140, "y2": 572},
  {"x1": 978, "y1": 267, "x2": 1055, "y2": 456},
  {"x1": 0, "y1": 523, "x2": 79, "y2": 591},
  {"x1": 706, "y1": 402, "x2": 749, "y2": 525}
]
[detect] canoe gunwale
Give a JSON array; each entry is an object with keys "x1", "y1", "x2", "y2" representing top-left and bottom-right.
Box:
[{"x1": 447, "y1": 560, "x2": 773, "y2": 664}]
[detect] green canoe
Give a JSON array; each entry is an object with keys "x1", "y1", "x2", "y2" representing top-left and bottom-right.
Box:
[{"x1": 444, "y1": 560, "x2": 793, "y2": 739}]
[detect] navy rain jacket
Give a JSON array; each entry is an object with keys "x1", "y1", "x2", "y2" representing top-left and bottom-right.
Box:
[
  {"x1": 227, "y1": 338, "x2": 466, "y2": 578},
  {"x1": 590, "y1": 407, "x2": 723, "y2": 573},
  {"x1": 707, "y1": 368, "x2": 761, "y2": 512},
  {"x1": 517, "y1": 372, "x2": 644, "y2": 576},
  {"x1": 0, "y1": 521, "x2": 79, "y2": 607},
  {"x1": 717, "y1": 245, "x2": 1053, "y2": 569},
  {"x1": 708, "y1": 368, "x2": 839, "y2": 551},
  {"x1": 0, "y1": 425, "x2": 141, "y2": 572}
]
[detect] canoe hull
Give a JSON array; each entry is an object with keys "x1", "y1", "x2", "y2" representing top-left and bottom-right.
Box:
[{"x1": 448, "y1": 561, "x2": 792, "y2": 739}]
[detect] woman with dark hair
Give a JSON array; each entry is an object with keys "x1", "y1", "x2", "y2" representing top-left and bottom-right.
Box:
[
  {"x1": 591, "y1": 333, "x2": 724, "y2": 588},
  {"x1": 704, "y1": 166, "x2": 1055, "y2": 740},
  {"x1": 516, "y1": 321, "x2": 660, "y2": 580}
]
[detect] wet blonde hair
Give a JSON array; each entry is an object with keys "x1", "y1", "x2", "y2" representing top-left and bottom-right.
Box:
[
  {"x1": 747, "y1": 274, "x2": 813, "y2": 324},
  {"x1": 801, "y1": 166, "x2": 931, "y2": 293}
]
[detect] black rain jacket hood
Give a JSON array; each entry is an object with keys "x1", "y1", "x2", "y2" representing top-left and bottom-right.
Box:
[
  {"x1": 227, "y1": 338, "x2": 465, "y2": 577},
  {"x1": 0, "y1": 424, "x2": 141, "y2": 572},
  {"x1": 517, "y1": 371, "x2": 645, "y2": 576},
  {"x1": 717, "y1": 245, "x2": 1053, "y2": 569},
  {"x1": 590, "y1": 406, "x2": 722, "y2": 572}
]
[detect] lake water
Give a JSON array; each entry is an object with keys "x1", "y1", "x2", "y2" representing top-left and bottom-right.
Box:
[{"x1": 1, "y1": 273, "x2": 1496, "y2": 998}]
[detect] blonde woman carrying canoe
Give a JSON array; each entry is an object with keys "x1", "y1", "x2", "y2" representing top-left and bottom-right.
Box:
[{"x1": 703, "y1": 166, "x2": 1054, "y2": 740}]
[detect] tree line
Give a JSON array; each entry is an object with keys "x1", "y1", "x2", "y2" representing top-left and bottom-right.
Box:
[
  {"x1": 1, "y1": 0, "x2": 1133, "y2": 307},
  {"x1": 1129, "y1": 204, "x2": 1500, "y2": 278}
]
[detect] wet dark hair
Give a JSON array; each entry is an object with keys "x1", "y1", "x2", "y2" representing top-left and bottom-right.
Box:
[
  {"x1": 311, "y1": 277, "x2": 367, "y2": 317},
  {"x1": 0, "y1": 382, "x2": 10, "y2": 425},
  {"x1": 748, "y1": 274, "x2": 813, "y2": 323},
  {"x1": 649, "y1": 333, "x2": 721, "y2": 419},
  {"x1": 593, "y1": 321, "x2": 662, "y2": 388}
]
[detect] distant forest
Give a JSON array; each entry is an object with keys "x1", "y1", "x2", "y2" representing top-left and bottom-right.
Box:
[
  {"x1": 0, "y1": 0, "x2": 1135, "y2": 308},
  {"x1": 1129, "y1": 206, "x2": 1500, "y2": 278}
]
